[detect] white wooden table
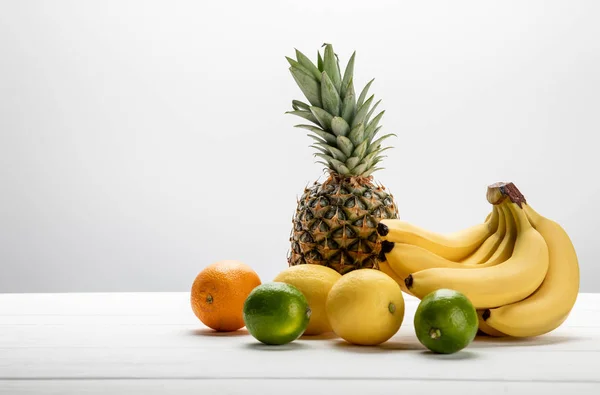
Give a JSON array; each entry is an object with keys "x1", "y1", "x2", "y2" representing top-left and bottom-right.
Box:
[{"x1": 0, "y1": 292, "x2": 598, "y2": 395}]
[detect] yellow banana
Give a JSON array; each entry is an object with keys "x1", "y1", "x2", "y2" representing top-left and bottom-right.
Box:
[
  {"x1": 378, "y1": 260, "x2": 412, "y2": 295},
  {"x1": 383, "y1": 206, "x2": 510, "y2": 277},
  {"x1": 460, "y1": 206, "x2": 505, "y2": 265},
  {"x1": 405, "y1": 199, "x2": 549, "y2": 309},
  {"x1": 477, "y1": 310, "x2": 506, "y2": 337},
  {"x1": 463, "y1": 204, "x2": 516, "y2": 267},
  {"x1": 481, "y1": 203, "x2": 579, "y2": 337},
  {"x1": 385, "y1": 243, "x2": 472, "y2": 279},
  {"x1": 377, "y1": 209, "x2": 497, "y2": 261},
  {"x1": 384, "y1": 238, "x2": 505, "y2": 280}
]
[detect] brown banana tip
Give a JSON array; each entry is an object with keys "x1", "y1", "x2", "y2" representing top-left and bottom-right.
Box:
[
  {"x1": 405, "y1": 274, "x2": 413, "y2": 289},
  {"x1": 377, "y1": 250, "x2": 386, "y2": 262},
  {"x1": 381, "y1": 240, "x2": 395, "y2": 253},
  {"x1": 482, "y1": 309, "x2": 491, "y2": 321},
  {"x1": 486, "y1": 182, "x2": 526, "y2": 207},
  {"x1": 377, "y1": 222, "x2": 389, "y2": 236}
]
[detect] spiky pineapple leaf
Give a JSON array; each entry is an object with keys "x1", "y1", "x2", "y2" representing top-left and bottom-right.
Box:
[
  {"x1": 367, "y1": 126, "x2": 383, "y2": 142},
  {"x1": 352, "y1": 139, "x2": 368, "y2": 159},
  {"x1": 351, "y1": 163, "x2": 368, "y2": 175},
  {"x1": 346, "y1": 156, "x2": 361, "y2": 170},
  {"x1": 351, "y1": 95, "x2": 374, "y2": 128},
  {"x1": 363, "y1": 149, "x2": 388, "y2": 166},
  {"x1": 292, "y1": 100, "x2": 311, "y2": 111},
  {"x1": 341, "y1": 79, "x2": 355, "y2": 125},
  {"x1": 295, "y1": 49, "x2": 322, "y2": 81},
  {"x1": 371, "y1": 155, "x2": 386, "y2": 166},
  {"x1": 372, "y1": 146, "x2": 393, "y2": 159},
  {"x1": 294, "y1": 124, "x2": 337, "y2": 145},
  {"x1": 307, "y1": 134, "x2": 327, "y2": 145},
  {"x1": 336, "y1": 135, "x2": 354, "y2": 157},
  {"x1": 366, "y1": 150, "x2": 391, "y2": 169},
  {"x1": 315, "y1": 160, "x2": 330, "y2": 168},
  {"x1": 348, "y1": 123, "x2": 365, "y2": 146},
  {"x1": 323, "y1": 44, "x2": 342, "y2": 93},
  {"x1": 309, "y1": 144, "x2": 329, "y2": 155},
  {"x1": 357, "y1": 79, "x2": 374, "y2": 108},
  {"x1": 313, "y1": 141, "x2": 347, "y2": 161},
  {"x1": 331, "y1": 116, "x2": 350, "y2": 137},
  {"x1": 290, "y1": 67, "x2": 321, "y2": 107},
  {"x1": 287, "y1": 46, "x2": 392, "y2": 175},
  {"x1": 321, "y1": 72, "x2": 340, "y2": 116},
  {"x1": 334, "y1": 52, "x2": 343, "y2": 89},
  {"x1": 310, "y1": 107, "x2": 334, "y2": 130},
  {"x1": 363, "y1": 167, "x2": 383, "y2": 177},
  {"x1": 317, "y1": 51, "x2": 324, "y2": 72},
  {"x1": 341, "y1": 94, "x2": 355, "y2": 125},
  {"x1": 330, "y1": 158, "x2": 350, "y2": 175},
  {"x1": 364, "y1": 111, "x2": 384, "y2": 140},
  {"x1": 340, "y1": 51, "x2": 355, "y2": 98},
  {"x1": 286, "y1": 57, "x2": 313, "y2": 78},
  {"x1": 367, "y1": 134, "x2": 396, "y2": 154},
  {"x1": 314, "y1": 153, "x2": 334, "y2": 165},
  {"x1": 365, "y1": 99, "x2": 381, "y2": 125},
  {"x1": 360, "y1": 150, "x2": 378, "y2": 167},
  {"x1": 311, "y1": 141, "x2": 333, "y2": 151},
  {"x1": 286, "y1": 110, "x2": 318, "y2": 125},
  {"x1": 327, "y1": 145, "x2": 348, "y2": 161}
]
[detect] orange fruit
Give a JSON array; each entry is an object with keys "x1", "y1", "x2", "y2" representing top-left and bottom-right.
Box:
[{"x1": 191, "y1": 260, "x2": 261, "y2": 332}]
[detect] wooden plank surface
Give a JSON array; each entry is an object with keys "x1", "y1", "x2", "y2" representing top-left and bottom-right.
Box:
[
  {"x1": 2, "y1": 380, "x2": 600, "y2": 395},
  {"x1": 1, "y1": 292, "x2": 599, "y2": 394}
]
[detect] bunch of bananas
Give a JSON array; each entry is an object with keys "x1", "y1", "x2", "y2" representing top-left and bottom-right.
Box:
[{"x1": 377, "y1": 182, "x2": 580, "y2": 338}]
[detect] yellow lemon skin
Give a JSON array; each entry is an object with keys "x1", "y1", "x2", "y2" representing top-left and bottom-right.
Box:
[
  {"x1": 326, "y1": 269, "x2": 405, "y2": 345},
  {"x1": 273, "y1": 264, "x2": 342, "y2": 335}
]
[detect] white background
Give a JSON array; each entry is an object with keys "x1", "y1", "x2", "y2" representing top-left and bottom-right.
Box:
[{"x1": 1, "y1": 0, "x2": 598, "y2": 293}]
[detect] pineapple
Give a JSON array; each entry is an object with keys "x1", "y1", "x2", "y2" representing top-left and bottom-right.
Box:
[{"x1": 286, "y1": 44, "x2": 399, "y2": 274}]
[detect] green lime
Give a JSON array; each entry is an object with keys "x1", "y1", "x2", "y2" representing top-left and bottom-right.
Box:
[
  {"x1": 414, "y1": 289, "x2": 478, "y2": 354},
  {"x1": 242, "y1": 282, "x2": 311, "y2": 345}
]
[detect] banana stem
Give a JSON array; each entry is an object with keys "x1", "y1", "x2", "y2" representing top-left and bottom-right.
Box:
[{"x1": 487, "y1": 182, "x2": 527, "y2": 207}]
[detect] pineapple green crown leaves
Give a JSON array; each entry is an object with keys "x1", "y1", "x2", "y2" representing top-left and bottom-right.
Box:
[{"x1": 286, "y1": 44, "x2": 395, "y2": 178}]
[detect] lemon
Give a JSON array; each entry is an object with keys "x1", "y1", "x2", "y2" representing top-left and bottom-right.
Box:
[
  {"x1": 273, "y1": 264, "x2": 341, "y2": 335},
  {"x1": 326, "y1": 269, "x2": 405, "y2": 345}
]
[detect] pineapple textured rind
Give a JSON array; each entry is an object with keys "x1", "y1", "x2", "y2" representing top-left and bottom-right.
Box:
[{"x1": 289, "y1": 176, "x2": 399, "y2": 274}]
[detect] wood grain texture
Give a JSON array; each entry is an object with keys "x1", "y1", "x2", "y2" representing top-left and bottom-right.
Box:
[{"x1": 1, "y1": 292, "x2": 599, "y2": 394}]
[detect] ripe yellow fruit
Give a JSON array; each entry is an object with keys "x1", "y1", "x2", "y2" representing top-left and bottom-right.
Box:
[
  {"x1": 326, "y1": 269, "x2": 405, "y2": 345},
  {"x1": 273, "y1": 264, "x2": 341, "y2": 335},
  {"x1": 379, "y1": 260, "x2": 412, "y2": 295}
]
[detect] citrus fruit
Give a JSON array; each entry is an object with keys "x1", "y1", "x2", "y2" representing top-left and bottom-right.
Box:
[
  {"x1": 326, "y1": 269, "x2": 405, "y2": 346},
  {"x1": 273, "y1": 264, "x2": 341, "y2": 335},
  {"x1": 190, "y1": 260, "x2": 261, "y2": 332},
  {"x1": 243, "y1": 282, "x2": 311, "y2": 345},
  {"x1": 414, "y1": 288, "x2": 478, "y2": 354}
]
